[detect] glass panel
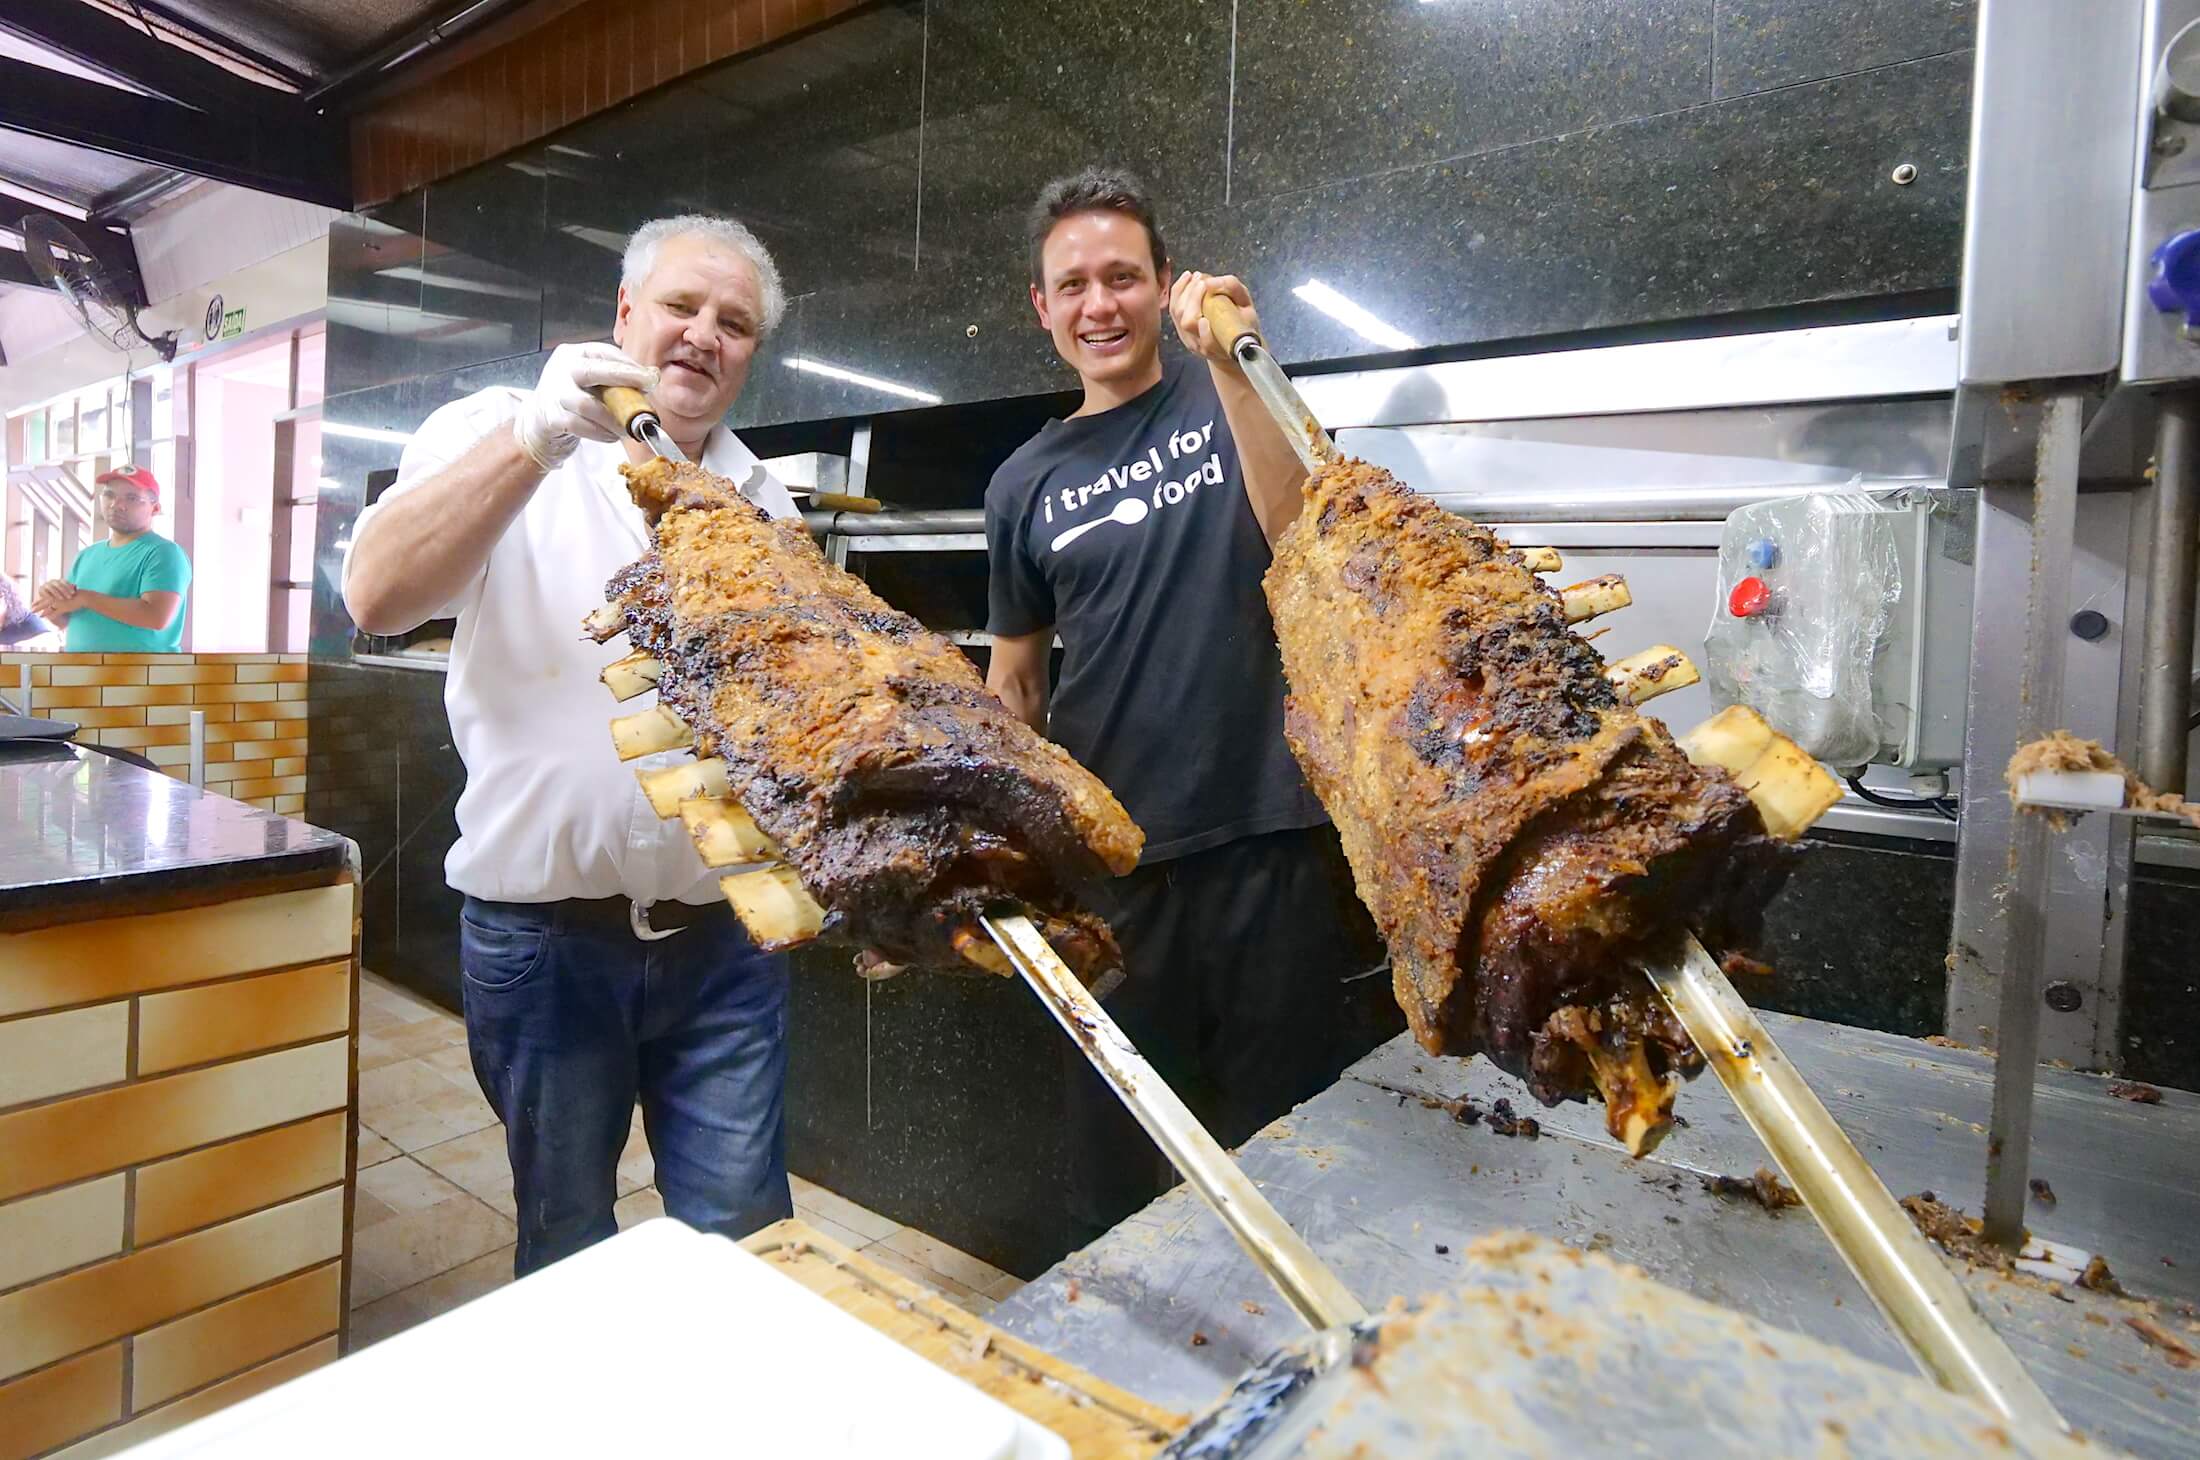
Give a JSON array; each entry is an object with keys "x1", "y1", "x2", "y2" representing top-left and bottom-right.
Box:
[
  {"x1": 286, "y1": 588, "x2": 310, "y2": 652},
  {"x1": 26, "y1": 409, "x2": 45, "y2": 461},
  {"x1": 294, "y1": 328, "x2": 326, "y2": 408},
  {"x1": 51, "y1": 403, "x2": 73, "y2": 458},
  {"x1": 288, "y1": 503, "x2": 316, "y2": 582}
]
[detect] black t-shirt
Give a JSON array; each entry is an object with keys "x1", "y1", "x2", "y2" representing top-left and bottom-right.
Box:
[{"x1": 985, "y1": 356, "x2": 1327, "y2": 863}]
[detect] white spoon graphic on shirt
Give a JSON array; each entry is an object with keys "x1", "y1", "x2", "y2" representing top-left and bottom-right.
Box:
[{"x1": 1050, "y1": 496, "x2": 1149, "y2": 552}]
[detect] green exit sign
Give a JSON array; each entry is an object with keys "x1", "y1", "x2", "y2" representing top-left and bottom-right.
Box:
[{"x1": 221, "y1": 307, "x2": 245, "y2": 340}]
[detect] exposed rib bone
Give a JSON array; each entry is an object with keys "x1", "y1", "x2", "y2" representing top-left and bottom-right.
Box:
[
  {"x1": 1514, "y1": 545, "x2": 1562, "y2": 573},
  {"x1": 583, "y1": 603, "x2": 626, "y2": 642},
  {"x1": 637, "y1": 758, "x2": 734, "y2": 819},
  {"x1": 1560, "y1": 574, "x2": 1632, "y2": 624},
  {"x1": 720, "y1": 865, "x2": 826, "y2": 948},
  {"x1": 610, "y1": 705, "x2": 692, "y2": 761},
  {"x1": 601, "y1": 652, "x2": 665, "y2": 702},
  {"x1": 1679, "y1": 705, "x2": 1842, "y2": 841},
  {"x1": 680, "y1": 796, "x2": 784, "y2": 867},
  {"x1": 951, "y1": 925, "x2": 1015, "y2": 976},
  {"x1": 1605, "y1": 645, "x2": 1701, "y2": 705}
]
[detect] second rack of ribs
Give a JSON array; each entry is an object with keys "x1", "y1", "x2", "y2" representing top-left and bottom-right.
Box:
[
  {"x1": 1266, "y1": 460, "x2": 1794, "y2": 1152},
  {"x1": 605, "y1": 458, "x2": 1141, "y2": 977}
]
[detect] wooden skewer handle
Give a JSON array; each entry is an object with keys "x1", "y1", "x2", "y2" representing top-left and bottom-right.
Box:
[
  {"x1": 1202, "y1": 293, "x2": 1261, "y2": 353},
  {"x1": 598, "y1": 385, "x2": 656, "y2": 433}
]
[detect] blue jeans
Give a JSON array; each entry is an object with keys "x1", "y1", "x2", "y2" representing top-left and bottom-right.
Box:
[{"x1": 458, "y1": 897, "x2": 793, "y2": 1276}]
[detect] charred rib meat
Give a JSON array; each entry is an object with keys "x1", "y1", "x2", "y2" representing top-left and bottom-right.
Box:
[
  {"x1": 596, "y1": 459, "x2": 1142, "y2": 979},
  {"x1": 1265, "y1": 459, "x2": 1793, "y2": 1152}
]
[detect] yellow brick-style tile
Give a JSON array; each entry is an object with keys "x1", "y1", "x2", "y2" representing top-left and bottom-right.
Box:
[
  {"x1": 27, "y1": 687, "x2": 102, "y2": 710},
  {"x1": 226, "y1": 739, "x2": 309, "y2": 764},
  {"x1": 93, "y1": 725, "x2": 192, "y2": 750},
  {"x1": 0, "y1": 1343, "x2": 122, "y2": 1460},
  {"x1": 95, "y1": 654, "x2": 172, "y2": 665},
  {"x1": 50, "y1": 1336, "x2": 335, "y2": 1460},
  {"x1": 192, "y1": 683, "x2": 280, "y2": 704},
  {"x1": 135, "y1": 1112, "x2": 347, "y2": 1244},
  {"x1": 144, "y1": 703, "x2": 236, "y2": 725},
  {"x1": 236, "y1": 663, "x2": 308, "y2": 684},
  {"x1": 143, "y1": 665, "x2": 236, "y2": 685},
  {"x1": 278, "y1": 653, "x2": 307, "y2": 664},
  {"x1": 0, "y1": 1004, "x2": 128, "y2": 1108},
  {"x1": 227, "y1": 775, "x2": 308, "y2": 799},
  {"x1": 203, "y1": 719, "x2": 280, "y2": 743},
  {"x1": 277, "y1": 682, "x2": 310, "y2": 702},
  {"x1": 98, "y1": 686, "x2": 191, "y2": 707},
  {"x1": 143, "y1": 745, "x2": 193, "y2": 767},
  {"x1": 191, "y1": 653, "x2": 279, "y2": 664},
  {"x1": 54, "y1": 707, "x2": 145, "y2": 730},
  {"x1": 0, "y1": 1039, "x2": 347, "y2": 1203},
  {"x1": 49, "y1": 667, "x2": 144, "y2": 688},
  {"x1": 267, "y1": 758, "x2": 307, "y2": 779},
  {"x1": 245, "y1": 797, "x2": 277, "y2": 811},
  {"x1": 138, "y1": 963, "x2": 350, "y2": 1075},
  {"x1": 131, "y1": 1261, "x2": 340, "y2": 1410},
  {"x1": 272, "y1": 794, "x2": 306, "y2": 815},
  {"x1": 0, "y1": 1176, "x2": 125, "y2": 1293},
  {"x1": 265, "y1": 700, "x2": 309, "y2": 721},
  {"x1": 0, "y1": 883, "x2": 351, "y2": 1018},
  {"x1": 0, "y1": 1187, "x2": 342, "y2": 1382}
]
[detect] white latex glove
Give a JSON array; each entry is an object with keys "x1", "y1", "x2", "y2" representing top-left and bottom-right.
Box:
[{"x1": 512, "y1": 342, "x2": 659, "y2": 472}]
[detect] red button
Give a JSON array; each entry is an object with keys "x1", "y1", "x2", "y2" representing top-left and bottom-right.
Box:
[{"x1": 1729, "y1": 576, "x2": 1772, "y2": 618}]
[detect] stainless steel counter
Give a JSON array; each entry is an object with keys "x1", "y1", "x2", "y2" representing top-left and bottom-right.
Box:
[{"x1": 993, "y1": 1016, "x2": 2200, "y2": 1459}]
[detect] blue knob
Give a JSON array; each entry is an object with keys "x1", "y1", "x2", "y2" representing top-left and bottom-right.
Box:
[
  {"x1": 1745, "y1": 537, "x2": 1780, "y2": 571},
  {"x1": 2148, "y1": 229, "x2": 2200, "y2": 328}
]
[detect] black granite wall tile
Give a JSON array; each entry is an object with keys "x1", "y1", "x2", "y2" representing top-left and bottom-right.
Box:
[
  {"x1": 1750, "y1": 832, "x2": 1954, "y2": 1038},
  {"x1": 2122, "y1": 869, "x2": 2200, "y2": 1091},
  {"x1": 326, "y1": 196, "x2": 429, "y2": 399},
  {"x1": 1715, "y1": 0, "x2": 1976, "y2": 99},
  {"x1": 1219, "y1": 51, "x2": 1969, "y2": 368},
  {"x1": 1232, "y1": 0, "x2": 1712, "y2": 203},
  {"x1": 415, "y1": 161, "x2": 547, "y2": 378}
]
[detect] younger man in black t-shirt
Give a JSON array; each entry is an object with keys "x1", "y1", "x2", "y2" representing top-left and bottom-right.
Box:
[{"x1": 985, "y1": 166, "x2": 1381, "y2": 1245}]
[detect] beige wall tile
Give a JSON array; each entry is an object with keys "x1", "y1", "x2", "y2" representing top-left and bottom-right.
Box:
[
  {"x1": 244, "y1": 797, "x2": 277, "y2": 811},
  {"x1": 203, "y1": 720, "x2": 279, "y2": 743},
  {"x1": 272, "y1": 794, "x2": 306, "y2": 815},
  {"x1": 278, "y1": 683, "x2": 309, "y2": 701},
  {"x1": 136, "y1": 1112, "x2": 346, "y2": 1245},
  {"x1": 0, "y1": 1039, "x2": 348, "y2": 1203},
  {"x1": 0, "y1": 1176, "x2": 125, "y2": 1293},
  {"x1": 50, "y1": 667, "x2": 144, "y2": 687},
  {"x1": 191, "y1": 653, "x2": 278, "y2": 664},
  {"x1": 143, "y1": 745, "x2": 194, "y2": 766},
  {"x1": 225, "y1": 739, "x2": 309, "y2": 764},
  {"x1": 99, "y1": 686, "x2": 191, "y2": 707},
  {"x1": 95, "y1": 654, "x2": 172, "y2": 666},
  {"x1": 144, "y1": 666, "x2": 235, "y2": 685},
  {"x1": 193, "y1": 683, "x2": 280, "y2": 704},
  {"x1": 0, "y1": 1187, "x2": 343, "y2": 1382},
  {"x1": 0, "y1": 883, "x2": 353, "y2": 1018},
  {"x1": 268, "y1": 758, "x2": 307, "y2": 779},
  {"x1": 0, "y1": 1343, "x2": 122, "y2": 1460},
  {"x1": 27, "y1": 687, "x2": 102, "y2": 710},
  {"x1": 227, "y1": 775, "x2": 307, "y2": 799},
  {"x1": 132, "y1": 1261, "x2": 339, "y2": 1410},
  {"x1": 0, "y1": 1004, "x2": 128, "y2": 1108},
  {"x1": 265, "y1": 700, "x2": 308, "y2": 721},
  {"x1": 278, "y1": 654, "x2": 306, "y2": 664},
  {"x1": 94, "y1": 726, "x2": 192, "y2": 750},
  {"x1": 235, "y1": 664, "x2": 308, "y2": 684},
  {"x1": 145, "y1": 704, "x2": 236, "y2": 725},
  {"x1": 59, "y1": 708, "x2": 146, "y2": 730},
  {"x1": 47, "y1": 1337, "x2": 335, "y2": 1460},
  {"x1": 139, "y1": 963, "x2": 351, "y2": 1075}
]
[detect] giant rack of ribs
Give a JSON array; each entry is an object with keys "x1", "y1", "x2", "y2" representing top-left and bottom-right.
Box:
[
  {"x1": 1267, "y1": 459, "x2": 1828, "y2": 1155},
  {"x1": 588, "y1": 458, "x2": 1142, "y2": 983}
]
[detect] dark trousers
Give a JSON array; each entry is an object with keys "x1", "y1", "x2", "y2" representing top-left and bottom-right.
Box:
[
  {"x1": 459, "y1": 897, "x2": 794, "y2": 1277},
  {"x1": 1063, "y1": 825, "x2": 1385, "y2": 1247}
]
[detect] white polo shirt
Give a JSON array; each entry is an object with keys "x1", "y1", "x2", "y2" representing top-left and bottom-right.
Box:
[{"x1": 344, "y1": 387, "x2": 799, "y2": 906}]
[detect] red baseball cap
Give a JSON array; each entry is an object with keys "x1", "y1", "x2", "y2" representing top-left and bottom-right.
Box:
[{"x1": 94, "y1": 464, "x2": 161, "y2": 499}]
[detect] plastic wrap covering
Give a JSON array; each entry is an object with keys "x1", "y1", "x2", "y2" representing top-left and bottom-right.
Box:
[{"x1": 1705, "y1": 490, "x2": 1902, "y2": 768}]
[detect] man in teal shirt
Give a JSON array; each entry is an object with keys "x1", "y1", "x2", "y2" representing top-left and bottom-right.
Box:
[{"x1": 34, "y1": 465, "x2": 191, "y2": 652}]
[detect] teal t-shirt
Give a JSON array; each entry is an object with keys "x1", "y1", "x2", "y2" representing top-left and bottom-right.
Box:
[{"x1": 64, "y1": 533, "x2": 192, "y2": 653}]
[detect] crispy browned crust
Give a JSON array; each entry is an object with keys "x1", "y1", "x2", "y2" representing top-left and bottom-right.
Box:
[
  {"x1": 1265, "y1": 459, "x2": 1792, "y2": 1138},
  {"x1": 604, "y1": 459, "x2": 1142, "y2": 975}
]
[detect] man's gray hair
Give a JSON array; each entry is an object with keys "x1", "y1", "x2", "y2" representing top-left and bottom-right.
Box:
[{"x1": 621, "y1": 214, "x2": 787, "y2": 337}]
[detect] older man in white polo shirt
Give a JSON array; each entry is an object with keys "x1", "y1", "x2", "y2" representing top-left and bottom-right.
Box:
[{"x1": 344, "y1": 215, "x2": 800, "y2": 1276}]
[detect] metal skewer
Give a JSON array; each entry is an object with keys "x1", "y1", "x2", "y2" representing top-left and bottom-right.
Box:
[
  {"x1": 1202, "y1": 287, "x2": 2065, "y2": 1429},
  {"x1": 1640, "y1": 934, "x2": 2065, "y2": 1433},
  {"x1": 982, "y1": 913, "x2": 1368, "y2": 1331}
]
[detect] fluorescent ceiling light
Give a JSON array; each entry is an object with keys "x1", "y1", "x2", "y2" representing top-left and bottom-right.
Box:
[
  {"x1": 378, "y1": 265, "x2": 537, "y2": 300},
  {"x1": 559, "y1": 223, "x2": 628, "y2": 254},
  {"x1": 785, "y1": 356, "x2": 942, "y2": 404},
  {"x1": 1292, "y1": 280, "x2": 1418, "y2": 351},
  {"x1": 321, "y1": 422, "x2": 414, "y2": 445},
  {"x1": 0, "y1": 179, "x2": 88, "y2": 221}
]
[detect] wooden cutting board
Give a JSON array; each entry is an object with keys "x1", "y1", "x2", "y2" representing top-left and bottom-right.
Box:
[{"x1": 742, "y1": 1220, "x2": 1185, "y2": 1459}]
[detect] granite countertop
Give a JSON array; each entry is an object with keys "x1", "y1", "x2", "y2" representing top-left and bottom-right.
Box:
[{"x1": 0, "y1": 742, "x2": 351, "y2": 917}]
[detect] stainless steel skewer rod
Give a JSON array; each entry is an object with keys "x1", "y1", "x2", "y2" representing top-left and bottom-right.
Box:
[
  {"x1": 1640, "y1": 933, "x2": 2066, "y2": 1434},
  {"x1": 1200, "y1": 295, "x2": 1336, "y2": 472},
  {"x1": 982, "y1": 913, "x2": 1369, "y2": 1332}
]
